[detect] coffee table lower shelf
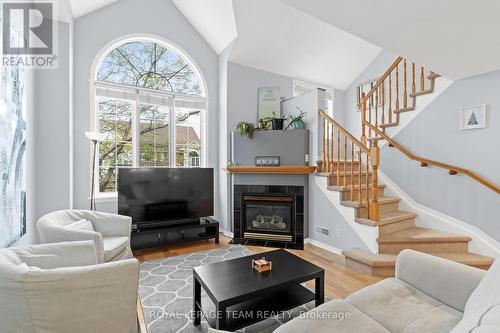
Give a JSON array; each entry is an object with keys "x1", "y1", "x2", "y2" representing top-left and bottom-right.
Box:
[{"x1": 204, "y1": 285, "x2": 315, "y2": 331}]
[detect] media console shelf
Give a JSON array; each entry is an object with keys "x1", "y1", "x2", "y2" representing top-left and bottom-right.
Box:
[
  {"x1": 224, "y1": 166, "x2": 316, "y2": 175},
  {"x1": 131, "y1": 217, "x2": 219, "y2": 250}
]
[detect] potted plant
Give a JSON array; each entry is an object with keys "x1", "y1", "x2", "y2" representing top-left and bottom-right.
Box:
[
  {"x1": 286, "y1": 109, "x2": 307, "y2": 129},
  {"x1": 235, "y1": 121, "x2": 256, "y2": 138},
  {"x1": 270, "y1": 111, "x2": 285, "y2": 130}
]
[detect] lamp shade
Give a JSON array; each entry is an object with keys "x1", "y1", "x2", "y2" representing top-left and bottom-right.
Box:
[{"x1": 84, "y1": 132, "x2": 107, "y2": 142}]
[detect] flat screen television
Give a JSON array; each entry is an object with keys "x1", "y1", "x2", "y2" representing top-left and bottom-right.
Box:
[{"x1": 118, "y1": 168, "x2": 214, "y2": 228}]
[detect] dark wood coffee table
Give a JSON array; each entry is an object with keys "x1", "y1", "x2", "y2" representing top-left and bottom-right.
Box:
[{"x1": 193, "y1": 249, "x2": 324, "y2": 331}]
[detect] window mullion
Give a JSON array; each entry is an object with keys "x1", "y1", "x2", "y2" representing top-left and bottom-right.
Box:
[
  {"x1": 132, "y1": 89, "x2": 140, "y2": 167},
  {"x1": 170, "y1": 99, "x2": 176, "y2": 167}
]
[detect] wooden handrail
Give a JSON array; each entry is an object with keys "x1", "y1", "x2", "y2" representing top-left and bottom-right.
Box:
[
  {"x1": 364, "y1": 56, "x2": 403, "y2": 100},
  {"x1": 319, "y1": 110, "x2": 369, "y2": 153},
  {"x1": 365, "y1": 122, "x2": 500, "y2": 195}
]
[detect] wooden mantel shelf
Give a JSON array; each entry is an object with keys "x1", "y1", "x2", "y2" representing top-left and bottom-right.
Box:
[{"x1": 224, "y1": 166, "x2": 316, "y2": 175}]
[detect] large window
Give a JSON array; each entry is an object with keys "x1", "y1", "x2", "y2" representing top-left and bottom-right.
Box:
[{"x1": 94, "y1": 40, "x2": 206, "y2": 193}]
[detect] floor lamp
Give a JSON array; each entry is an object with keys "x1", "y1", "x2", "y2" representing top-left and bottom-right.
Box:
[{"x1": 84, "y1": 132, "x2": 106, "y2": 211}]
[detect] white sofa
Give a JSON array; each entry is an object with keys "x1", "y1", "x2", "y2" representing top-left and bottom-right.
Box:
[
  {"x1": 37, "y1": 210, "x2": 133, "y2": 263},
  {"x1": 273, "y1": 250, "x2": 499, "y2": 333},
  {"x1": 0, "y1": 241, "x2": 140, "y2": 333}
]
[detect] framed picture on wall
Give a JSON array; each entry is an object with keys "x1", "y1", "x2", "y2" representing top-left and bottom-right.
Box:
[
  {"x1": 460, "y1": 104, "x2": 487, "y2": 130},
  {"x1": 258, "y1": 87, "x2": 281, "y2": 120},
  {"x1": 356, "y1": 78, "x2": 382, "y2": 111}
]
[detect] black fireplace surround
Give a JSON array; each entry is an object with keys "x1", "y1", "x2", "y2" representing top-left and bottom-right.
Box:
[{"x1": 233, "y1": 185, "x2": 304, "y2": 249}]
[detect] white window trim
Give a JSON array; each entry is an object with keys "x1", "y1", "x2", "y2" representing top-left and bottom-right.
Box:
[{"x1": 89, "y1": 35, "x2": 210, "y2": 197}]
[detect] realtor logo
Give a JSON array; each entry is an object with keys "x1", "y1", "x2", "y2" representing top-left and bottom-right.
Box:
[{"x1": 2, "y1": 1, "x2": 57, "y2": 68}]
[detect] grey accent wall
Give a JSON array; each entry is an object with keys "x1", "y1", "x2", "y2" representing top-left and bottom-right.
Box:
[
  {"x1": 232, "y1": 130, "x2": 308, "y2": 166},
  {"x1": 381, "y1": 70, "x2": 500, "y2": 241},
  {"x1": 73, "y1": 0, "x2": 219, "y2": 212}
]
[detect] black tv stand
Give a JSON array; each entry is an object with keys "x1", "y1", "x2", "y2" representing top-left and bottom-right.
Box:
[{"x1": 131, "y1": 217, "x2": 219, "y2": 250}]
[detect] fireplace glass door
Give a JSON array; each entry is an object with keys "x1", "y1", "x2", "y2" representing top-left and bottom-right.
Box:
[{"x1": 243, "y1": 195, "x2": 293, "y2": 235}]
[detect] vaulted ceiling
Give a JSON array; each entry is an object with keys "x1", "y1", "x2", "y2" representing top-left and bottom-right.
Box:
[
  {"x1": 281, "y1": 0, "x2": 500, "y2": 80},
  {"x1": 66, "y1": 0, "x2": 500, "y2": 86},
  {"x1": 172, "y1": 0, "x2": 381, "y2": 90}
]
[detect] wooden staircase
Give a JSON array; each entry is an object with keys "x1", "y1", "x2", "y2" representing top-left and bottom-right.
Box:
[
  {"x1": 316, "y1": 160, "x2": 494, "y2": 277},
  {"x1": 316, "y1": 56, "x2": 496, "y2": 276}
]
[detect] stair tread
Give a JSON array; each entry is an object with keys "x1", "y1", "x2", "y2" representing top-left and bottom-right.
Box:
[
  {"x1": 394, "y1": 106, "x2": 415, "y2": 113},
  {"x1": 378, "y1": 227, "x2": 471, "y2": 243},
  {"x1": 341, "y1": 196, "x2": 400, "y2": 208},
  {"x1": 328, "y1": 184, "x2": 385, "y2": 192},
  {"x1": 410, "y1": 89, "x2": 434, "y2": 97},
  {"x1": 380, "y1": 122, "x2": 398, "y2": 128},
  {"x1": 343, "y1": 248, "x2": 494, "y2": 268},
  {"x1": 356, "y1": 210, "x2": 417, "y2": 226},
  {"x1": 343, "y1": 248, "x2": 396, "y2": 267}
]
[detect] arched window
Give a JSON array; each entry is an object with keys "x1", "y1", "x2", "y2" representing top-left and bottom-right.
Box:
[{"x1": 94, "y1": 39, "x2": 207, "y2": 193}]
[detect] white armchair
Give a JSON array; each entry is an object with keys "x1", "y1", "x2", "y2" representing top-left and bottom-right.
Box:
[
  {"x1": 37, "y1": 210, "x2": 133, "y2": 263},
  {"x1": 0, "y1": 241, "x2": 139, "y2": 333}
]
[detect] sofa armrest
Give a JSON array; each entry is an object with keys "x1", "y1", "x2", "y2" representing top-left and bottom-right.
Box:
[
  {"x1": 396, "y1": 250, "x2": 486, "y2": 312},
  {"x1": 87, "y1": 211, "x2": 132, "y2": 238},
  {"x1": 38, "y1": 225, "x2": 105, "y2": 263},
  {"x1": 23, "y1": 259, "x2": 140, "y2": 333},
  {"x1": 7, "y1": 241, "x2": 98, "y2": 269}
]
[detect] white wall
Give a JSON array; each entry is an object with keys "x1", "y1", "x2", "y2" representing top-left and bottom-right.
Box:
[
  {"x1": 73, "y1": 0, "x2": 219, "y2": 213},
  {"x1": 15, "y1": 20, "x2": 73, "y2": 245}
]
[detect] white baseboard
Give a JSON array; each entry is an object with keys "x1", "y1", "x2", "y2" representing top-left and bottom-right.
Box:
[
  {"x1": 305, "y1": 238, "x2": 343, "y2": 255},
  {"x1": 220, "y1": 229, "x2": 233, "y2": 238},
  {"x1": 379, "y1": 170, "x2": 500, "y2": 258}
]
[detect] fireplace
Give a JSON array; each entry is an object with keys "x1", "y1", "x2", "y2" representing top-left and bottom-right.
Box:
[
  {"x1": 233, "y1": 185, "x2": 304, "y2": 249},
  {"x1": 243, "y1": 194, "x2": 294, "y2": 242}
]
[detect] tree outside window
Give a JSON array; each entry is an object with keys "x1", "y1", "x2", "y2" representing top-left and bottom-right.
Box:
[{"x1": 95, "y1": 40, "x2": 206, "y2": 192}]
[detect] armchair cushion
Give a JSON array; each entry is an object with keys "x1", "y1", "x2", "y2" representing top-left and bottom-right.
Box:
[
  {"x1": 37, "y1": 210, "x2": 133, "y2": 263},
  {"x1": 103, "y1": 236, "x2": 130, "y2": 262},
  {"x1": 346, "y1": 278, "x2": 462, "y2": 333},
  {"x1": 2, "y1": 241, "x2": 98, "y2": 270},
  {"x1": 66, "y1": 219, "x2": 95, "y2": 232}
]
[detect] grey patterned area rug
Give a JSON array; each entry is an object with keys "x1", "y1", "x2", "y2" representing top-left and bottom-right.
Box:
[{"x1": 139, "y1": 245, "x2": 318, "y2": 333}]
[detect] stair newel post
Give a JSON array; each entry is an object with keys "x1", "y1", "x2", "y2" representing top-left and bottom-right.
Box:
[
  {"x1": 412, "y1": 62, "x2": 416, "y2": 95},
  {"x1": 369, "y1": 142, "x2": 381, "y2": 221},
  {"x1": 388, "y1": 73, "x2": 393, "y2": 124},
  {"x1": 395, "y1": 64, "x2": 400, "y2": 110},
  {"x1": 403, "y1": 59, "x2": 408, "y2": 108},
  {"x1": 361, "y1": 93, "x2": 367, "y2": 146},
  {"x1": 420, "y1": 66, "x2": 425, "y2": 91},
  {"x1": 322, "y1": 115, "x2": 326, "y2": 172},
  {"x1": 337, "y1": 129, "x2": 341, "y2": 185}
]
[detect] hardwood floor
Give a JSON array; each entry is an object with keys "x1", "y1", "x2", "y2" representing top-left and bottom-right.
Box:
[{"x1": 134, "y1": 235, "x2": 383, "y2": 332}]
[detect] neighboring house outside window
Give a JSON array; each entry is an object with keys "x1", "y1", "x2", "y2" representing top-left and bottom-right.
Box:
[
  {"x1": 293, "y1": 80, "x2": 334, "y2": 117},
  {"x1": 94, "y1": 39, "x2": 207, "y2": 193}
]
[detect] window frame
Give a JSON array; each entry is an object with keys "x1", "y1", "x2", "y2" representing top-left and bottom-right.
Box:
[{"x1": 91, "y1": 36, "x2": 209, "y2": 197}]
